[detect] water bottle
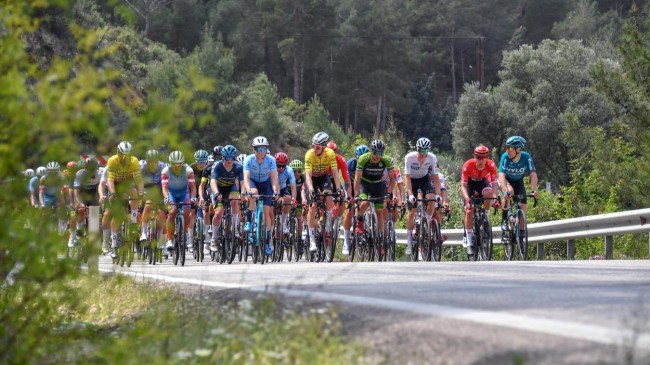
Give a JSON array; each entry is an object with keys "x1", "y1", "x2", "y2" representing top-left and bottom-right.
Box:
[{"x1": 244, "y1": 221, "x2": 251, "y2": 232}]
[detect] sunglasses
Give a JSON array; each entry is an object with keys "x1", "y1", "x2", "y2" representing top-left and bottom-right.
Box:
[
  {"x1": 172, "y1": 163, "x2": 183, "y2": 167},
  {"x1": 293, "y1": 169, "x2": 302, "y2": 173},
  {"x1": 223, "y1": 156, "x2": 235, "y2": 161},
  {"x1": 418, "y1": 148, "x2": 429, "y2": 153},
  {"x1": 372, "y1": 150, "x2": 384, "y2": 156},
  {"x1": 506, "y1": 146, "x2": 519, "y2": 151},
  {"x1": 255, "y1": 147, "x2": 267, "y2": 153},
  {"x1": 474, "y1": 156, "x2": 486, "y2": 160},
  {"x1": 277, "y1": 165, "x2": 286, "y2": 169}
]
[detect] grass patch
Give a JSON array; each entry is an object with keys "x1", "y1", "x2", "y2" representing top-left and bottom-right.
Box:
[{"x1": 48, "y1": 275, "x2": 368, "y2": 364}]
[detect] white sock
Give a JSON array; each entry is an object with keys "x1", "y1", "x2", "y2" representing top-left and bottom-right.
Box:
[
  {"x1": 142, "y1": 221, "x2": 150, "y2": 235},
  {"x1": 407, "y1": 230, "x2": 412, "y2": 245},
  {"x1": 344, "y1": 229, "x2": 350, "y2": 240},
  {"x1": 130, "y1": 210, "x2": 137, "y2": 224},
  {"x1": 233, "y1": 215, "x2": 239, "y2": 228},
  {"x1": 465, "y1": 229, "x2": 473, "y2": 245},
  {"x1": 309, "y1": 228, "x2": 315, "y2": 239},
  {"x1": 103, "y1": 229, "x2": 110, "y2": 243},
  {"x1": 282, "y1": 212, "x2": 288, "y2": 225}
]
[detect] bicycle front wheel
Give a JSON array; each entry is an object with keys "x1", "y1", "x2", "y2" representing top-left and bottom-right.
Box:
[
  {"x1": 419, "y1": 219, "x2": 431, "y2": 262},
  {"x1": 516, "y1": 209, "x2": 529, "y2": 261},
  {"x1": 431, "y1": 219, "x2": 442, "y2": 262},
  {"x1": 479, "y1": 217, "x2": 493, "y2": 261}
]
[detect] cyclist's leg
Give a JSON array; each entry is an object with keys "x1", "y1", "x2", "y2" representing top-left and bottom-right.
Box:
[{"x1": 141, "y1": 201, "x2": 153, "y2": 240}]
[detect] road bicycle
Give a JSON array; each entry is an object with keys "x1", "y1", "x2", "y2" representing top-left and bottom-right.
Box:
[
  {"x1": 212, "y1": 196, "x2": 241, "y2": 264},
  {"x1": 244, "y1": 194, "x2": 275, "y2": 265},
  {"x1": 111, "y1": 198, "x2": 142, "y2": 267},
  {"x1": 353, "y1": 196, "x2": 385, "y2": 262},
  {"x1": 502, "y1": 193, "x2": 538, "y2": 261},
  {"x1": 271, "y1": 202, "x2": 294, "y2": 262},
  {"x1": 465, "y1": 195, "x2": 496, "y2": 262},
  {"x1": 383, "y1": 199, "x2": 404, "y2": 262},
  {"x1": 169, "y1": 202, "x2": 193, "y2": 266},
  {"x1": 309, "y1": 192, "x2": 340, "y2": 263}
]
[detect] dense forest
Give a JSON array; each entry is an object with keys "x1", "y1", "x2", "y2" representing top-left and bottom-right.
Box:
[{"x1": 4, "y1": 0, "x2": 650, "y2": 257}]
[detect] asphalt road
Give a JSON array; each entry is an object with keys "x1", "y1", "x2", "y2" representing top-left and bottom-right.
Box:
[{"x1": 100, "y1": 256, "x2": 650, "y2": 364}]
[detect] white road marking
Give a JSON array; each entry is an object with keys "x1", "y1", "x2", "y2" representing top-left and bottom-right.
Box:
[{"x1": 101, "y1": 267, "x2": 650, "y2": 349}]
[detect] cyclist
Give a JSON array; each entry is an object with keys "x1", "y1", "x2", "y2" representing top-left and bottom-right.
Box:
[
  {"x1": 341, "y1": 145, "x2": 368, "y2": 255},
  {"x1": 498, "y1": 136, "x2": 538, "y2": 230},
  {"x1": 39, "y1": 161, "x2": 68, "y2": 234},
  {"x1": 274, "y1": 152, "x2": 297, "y2": 234},
  {"x1": 403, "y1": 137, "x2": 442, "y2": 255},
  {"x1": 354, "y1": 139, "x2": 395, "y2": 238},
  {"x1": 70, "y1": 156, "x2": 104, "y2": 247},
  {"x1": 383, "y1": 156, "x2": 404, "y2": 226},
  {"x1": 199, "y1": 154, "x2": 217, "y2": 255},
  {"x1": 209, "y1": 145, "x2": 244, "y2": 252},
  {"x1": 98, "y1": 164, "x2": 112, "y2": 253},
  {"x1": 460, "y1": 145, "x2": 499, "y2": 255},
  {"x1": 29, "y1": 167, "x2": 46, "y2": 208},
  {"x1": 189, "y1": 150, "x2": 210, "y2": 254},
  {"x1": 304, "y1": 132, "x2": 342, "y2": 252},
  {"x1": 139, "y1": 149, "x2": 167, "y2": 249},
  {"x1": 106, "y1": 141, "x2": 145, "y2": 258},
  {"x1": 242, "y1": 136, "x2": 282, "y2": 256},
  {"x1": 162, "y1": 151, "x2": 197, "y2": 252},
  {"x1": 289, "y1": 159, "x2": 306, "y2": 250},
  {"x1": 326, "y1": 141, "x2": 352, "y2": 241}
]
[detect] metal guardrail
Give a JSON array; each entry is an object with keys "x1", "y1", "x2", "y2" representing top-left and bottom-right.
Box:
[{"x1": 384, "y1": 208, "x2": 650, "y2": 259}]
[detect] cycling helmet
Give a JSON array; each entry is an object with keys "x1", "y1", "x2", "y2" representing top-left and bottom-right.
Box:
[
  {"x1": 274, "y1": 152, "x2": 288, "y2": 165},
  {"x1": 145, "y1": 149, "x2": 159, "y2": 161},
  {"x1": 326, "y1": 141, "x2": 338, "y2": 152},
  {"x1": 289, "y1": 160, "x2": 303, "y2": 170},
  {"x1": 474, "y1": 145, "x2": 490, "y2": 158},
  {"x1": 236, "y1": 154, "x2": 247, "y2": 163},
  {"x1": 46, "y1": 161, "x2": 60, "y2": 171},
  {"x1": 84, "y1": 156, "x2": 99, "y2": 168},
  {"x1": 207, "y1": 155, "x2": 215, "y2": 164},
  {"x1": 169, "y1": 151, "x2": 185, "y2": 164},
  {"x1": 355, "y1": 145, "x2": 369, "y2": 157},
  {"x1": 66, "y1": 161, "x2": 77, "y2": 170},
  {"x1": 24, "y1": 169, "x2": 35, "y2": 178},
  {"x1": 252, "y1": 136, "x2": 269, "y2": 147},
  {"x1": 506, "y1": 136, "x2": 527, "y2": 149},
  {"x1": 311, "y1": 132, "x2": 329, "y2": 146},
  {"x1": 369, "y1": 139, "x2": 386, "y2": 152},
  {"x1": 212, "y1": 145, "x2": 223, "y2": 156},
  {"x1": 194, "y1": 149, "x2": 209, "y2": 163},
  {"x1": 117, "y1": 141, "x2": 132, "y2": 154},
  {"x1": 416, "y1": 137, "x2": 432, "y2": 150},
  {"x1": 36, "y1": 166, "x2": 47, "y2": 176},
  {"x1": 222, "y1": 145, "x2": 237, "y2": 158}
]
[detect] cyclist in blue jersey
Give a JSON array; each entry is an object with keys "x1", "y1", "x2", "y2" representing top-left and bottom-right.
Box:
[
  {"x1": 242, "y1": 136, "x2": 281, "y2": 256},
  {"x1": 139, "y1": 150, "x2": 167, "y2": 248},
  {"x1": 29, "y1": 167, "x2": 45, "y2": 207},
  {"x1": 498, "y1": 136, "x2": 539, "y2": 231},
  {"x1": 341, "y1": 145, "x2": 368, "y2": 254}
]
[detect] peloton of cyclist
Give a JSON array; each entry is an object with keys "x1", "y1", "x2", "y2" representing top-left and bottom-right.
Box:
[
  {"x1": 460, "y1": 145, "x2": 499, "y2": 255},
  {"x1": 498, "y1": 136, "x2": 538, "y2": 230},
  {"x1": 341, "y1": 145, "x2": 369, "y2": 255}
]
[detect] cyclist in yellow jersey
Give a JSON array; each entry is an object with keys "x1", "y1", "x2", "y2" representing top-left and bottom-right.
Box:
[
  {"x1": 304, "y1": 131, "x2": 341, "y2": 252},
  {"x1": 106, "y1": 141, "x2": 145, "y2": 258}
]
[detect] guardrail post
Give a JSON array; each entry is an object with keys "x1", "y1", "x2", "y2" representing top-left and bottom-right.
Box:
[
  {"x1": 451, "y1": 246, "x2": 457, "y2": 261},
  {"x1": 536, "y1": 242, "x2": 544, "y2": 260},
  {"x1": 87, "y1": 206, "x2": 100, "y2": 274},
  {"x1": 566, "y1": 239, "x2": 575, "y2": 260},
  {"x1": 605, "y1": 236, "x2": 613, "y2": 260}
]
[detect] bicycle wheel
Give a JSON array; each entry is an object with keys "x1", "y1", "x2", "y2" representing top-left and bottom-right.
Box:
[
  {"x1": 256, "y1": 208, "x2": 267, "y2": 265},
  {"x1": 410, "y1": 220, "x2": 420, "y2": 262},
  {"x1": 197, "y1": 220, "x2": 205, "y2": 262},
  {"x1": 431, "y1": 219, "x2": 442, "y2": 262},
  {"x1": 502, "y1": 213, "x2": 515, "y2": 261},
  {"x1": 419, "y1": 218, "x2": 431, "y2": 262},
  {"x1": 516, "y1": 209, "x2": 529, "y2": 261},
  {"x1": 386, "y1": 222, "x2": 396, "y2": 262},
  {"x1": 225, "y1": 214, "x2": 236, "y2": 264},
  {"x1": 325, "y1": 215, "x2": 338, "y2": 263},
  {"x1": 479, "y1": 215, "x2": 493, "y2": 261},
  {"x1": 180, "y1": 221, "x2": 186, "y2": 266},
  {"x1": 273, "y1": 217, "x2": 283, "y2": 262}
]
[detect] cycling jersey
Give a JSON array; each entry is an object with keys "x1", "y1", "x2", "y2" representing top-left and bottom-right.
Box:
[
  {"x1": 328, "y1": 154, "x2": 350, "y2": 182},
  {"x1": 29, "y1": 176, "x2": 39, "y2": 201},
  {"x1": 305, "y1": 147, "x2": 337, "y2": 178},
  {"x1": 347, "y1": 157, "x2": 357, "y2": 179},
  {"x1": 244, "y1": 154, "x2": 276, "y2": 183},
  {"x1": 161, "y1": 165, "x2": 195, "y2": 194},
  {"x1": 190, "y1": 162, "x2": 206, "y2": 195},
  {"x1": 356, "y1": 152, "x2": 394, "y2": 184},
  {"x1": 404, "y1": 151, "x2": 439, "y2": 179},
  {"x1": 498, "y1": 151, "x2": 535, "y2": 181},
  {"x1": 278, "y1": 165, "x2": 296, "y2": 189},
  {"x1": 211, "y1": 161, "x2": 244, "y2": 188},
  {"x1": 40, "y1": 172, "x2": 67, "y2": 205},
  {"x1": 139, "y1": 161, "x2": 166, "y2": 188},
  {"x1": 383, "y1": 168, "x2": 403, "y2": 188},
  {"x1": 439, "y1": 173, "x2": 447, "y2": 190},
  {"x1": 73, "y1": 167, "x2": 103, "y2": 190},
  {"x1": 106, "y1": 155, "x2": 142, "y2": 184},
  {"x1": 461, "y1": 159, "x2": 498, "y2": 184}
]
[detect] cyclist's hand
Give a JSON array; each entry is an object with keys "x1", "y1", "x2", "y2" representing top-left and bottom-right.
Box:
[
  {"x1": 435, "y1": 194, "x2": 441, "y2": 203},
  {"x1": 493, "y1": 199, "x2": 501, "y2": 209},
  {"x1": 164, "y1": 196, "x2": 171, "y2": 205},
  {"x1": 138, "y1": 191, "x2": 146, "y2": 200},
  {"x1": 354, "y1": 196, "x2": 361, "y2": 203},
  {"x1": 190, "y1": 197, "x2": 198, "y2": 206},
  {"x1": 309, "y1": 190, "x2": 316, "y2": 201},
  {"x1": 408, "y1": 194, "x2": 415, "y2": 204},
  {"x1": 108, "y1": 192, "x2": 116, "y2": 201},
  {"x1": 502, "y1": 191, "x2": 511, "y2": 200},
  {"x1": 464, "y1": 198, "x2": 471, "y2": 211},
  {"x1": 385, "y1": 193, "x2": 393, "y2": 201},
  {"x1": 443, "y1": 201, "x2": 450, "y2": 210},
  {"x1": 531, "y1": 189, "x2": 539, "y2": 199},
  {"x1": 199, "y1": 197, "x2": 205, "y2": 206}
]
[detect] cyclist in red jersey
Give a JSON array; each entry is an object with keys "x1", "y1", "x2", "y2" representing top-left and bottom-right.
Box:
[{"x1": 460, "y1": 145, "x2": 499, "y2": 255}]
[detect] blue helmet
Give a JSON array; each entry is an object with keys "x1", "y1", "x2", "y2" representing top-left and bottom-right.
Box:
[
  {"x1": 355, "y1": 145, "x2": 369, "y2": 157},
  {"x1": 222, "y1": 145, "x2": 237, "y2": 158},
  {"x1": 194, "y1": 149, "x2": 209, "y2": 163},
  {"x1": 506, "y1": 136, "x2": 526, "y2": 149}
]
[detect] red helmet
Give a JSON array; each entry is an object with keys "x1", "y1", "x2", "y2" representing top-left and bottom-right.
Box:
[
  {"x1": 274, "y1": 152, "x2": 289, "y2": 165},
  {"x1": 326, "y1": 141, "x2": 338, "y2": 153},
  {"x1": 66, "y1": 161, "x2": 77, "y2": 169},
  {"x1": 473, "y1": 145, "x2": 489, "y2": 158}
]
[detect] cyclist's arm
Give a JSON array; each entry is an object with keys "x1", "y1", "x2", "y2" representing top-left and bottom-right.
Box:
[
  {"x1": 432, "y1": 173, "x2": 441, "y2": 197},
  {"x1": 290, "y1": 183, "x2": 297, "y2": 202},
  {"x1": 304, "y1": 171, "x2": 314, "y2": 194},
  {"x1": 387, "y1": 169, "x2": 396, "y2": 195},
  {"x1": 460, "y1": 182, "x2": 470, "y2": 201},
  {"x1": 74, "y1": 188, "x2": 82, "y2": 207},
  {"x1": 98, "y1": 179, "x2": 106, "y2": 201},
  {"x1": 404, "y1": 173, "x2": 413, "y2": 197},
  {"x1": 529, "y1": 171, "x2": 539, "y2": 195},
  {"x1": 38, "y1": 183, "x2": 44, "y2": 206},
  {"x1": 353, "y1": 170, "x2": 361, "y2": 197},
  {"x1": 107, "y1": 178, "x2": 116, "y2": 195},
  {"x1": 498, "y1": 172, "x2": 509, "y2": 195},
  {"x1": 199, "y1": 178, "x2": 207, "y2": 201},
  {"x1": 210, "y1": 178, "x2": 218, "y2": 198},
  {"x1": 242, "y1": 171, "x2": 251, "y2": 193},
  {"x1": 331, "y1": 168, "x2": 341, "y2": 191},
  {"x1": 270, "y1": 170, "x2": 280, "y2": 194}
]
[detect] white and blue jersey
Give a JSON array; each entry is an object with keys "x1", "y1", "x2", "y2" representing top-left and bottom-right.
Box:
[
  {"x1": 40, "y1": 172, "x2": 67, "y2": 207},
  {"x1": 140, "y1": 160, "x2": 166, "y2": 188},
  {"x1": 29, "y1": 176, "x2": 39, "y2": 202},
  {"x1": 244, "y1": 154, "x2": 277, "y2": 184},
  {"x1": 498, "y1": 151, "x2": 535, "y2": 182},
  {"x1": 161, "y1": 165, "x2": 195, "y2": 206},
  {"x1": 277, "y1": 165, "x2": 296, "y2": 189}
]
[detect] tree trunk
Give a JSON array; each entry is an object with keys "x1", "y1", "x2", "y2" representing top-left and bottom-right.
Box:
[
  {"x1": 461, "y1": 50, "x2": 465, "y2": 85},
  {"x1": 293, "y1": 41, "x2": 300, "y2": 103},
  {"x1": 299, "y1": 41, "x2": 304, "y2": 103},
  {"x1": 144, "y1": 15, "x2": 151, "y2": 38},
  {"x1": 451, "y1": 40, "x2": 457, "y2": 103},
  {"x1": 376, "y1": 95, "x2": 382, "y2": 133}
]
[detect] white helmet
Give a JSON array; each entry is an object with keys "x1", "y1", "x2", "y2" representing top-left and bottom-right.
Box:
[
  {"x1": 311, "y1": 132, "x2": 329, "y2": 146},
  {"x1": 416, "y1": 137, "x2": 432, "y2": 150},
  {"x1": 36, "y1": 166, "x2": 47, "y2": 176},
  {"x1": 252, "y1": 136, "x2": 269, "y2": 147},
  {"x1": 117, "y1": 141, "x2": 132, "y2": 154},
  {"x1": 168, "y1": 151, "x2": 185, "y2": 164},
  {"x1": 46, "y1": 161, "x2": 60, "y2": 171},
  {"x1": 236, "y1": 154, "x2": 247, "y2": 163},
  {"x1": 23, "y1": 169, "x2": 35, "y2": 178}
]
